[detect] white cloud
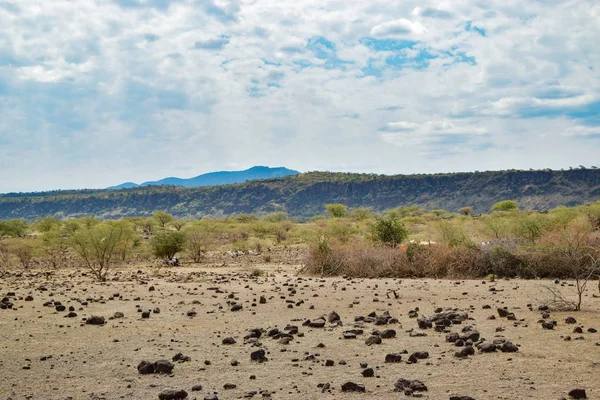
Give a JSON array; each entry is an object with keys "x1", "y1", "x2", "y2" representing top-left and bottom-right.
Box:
[
  {"x1": 370, "y1": 19, "x2": 426, "y2": 37},
  {"x1": 0, "y1": 0, "x2": 599, "y2": 191}
]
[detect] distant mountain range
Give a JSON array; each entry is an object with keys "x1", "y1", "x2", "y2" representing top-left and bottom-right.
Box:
[
  {"x1": 2, "y1": 168, "x2": 600, "y2": 220},
  {"x1": 107, "y1": 166, "x2": 300, "y2": 189}
]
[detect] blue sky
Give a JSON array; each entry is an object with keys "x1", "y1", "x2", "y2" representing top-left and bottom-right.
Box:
[{"x1": 0, "y1": 0, "x2": 599, "y2": 192}]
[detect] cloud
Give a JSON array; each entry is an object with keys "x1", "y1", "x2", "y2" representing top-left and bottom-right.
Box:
[
  {"x1": 563, "y1": 126, "x2": 600, "y2": 139},
  {"x1": 370, "y1": 19, "x2": 426, "y2": 37},
  {"x1": 0, "y1": 0, "x2": 599, "y2": 191},
  {"x1": 194, "y1": 36, "x2": 230, "y2": 50},
  {"x1": 414, "y1": 7, "x2": 454, "y2": 20},
  {"x1": 380, "y1": 120, "x2": 491, "y2": 156}
]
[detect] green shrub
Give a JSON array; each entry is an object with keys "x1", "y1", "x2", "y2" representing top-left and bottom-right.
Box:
[
  {"x1": 150, "y1": 230, "x2": 186, "y2": 260},
  {"x1": 369, "y1": 216, "x2": 409, "y2": 247}
]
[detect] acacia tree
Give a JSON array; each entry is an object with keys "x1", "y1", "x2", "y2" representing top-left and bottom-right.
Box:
[
  {"x1": 151, "y1": 230, "x2": 186, "y2": 260},
  {"x1": 458, "y1": 206, "x2": 473, "y2": 216},
  {"x1": 325, "y1": 204, "x2": 348, "y2": 218},
  {"x1": 67, "y1": 220, "x2": 135, "y2": 281},
  {"x1": 153, "y1": 211, "x2": 174, "y2": 228},
  {"x1": 491, "y1": 200, "x2": 519, "y2": 212},
  {"x1": 369, "y1": 216, "x2": 409, "y2": 247}
]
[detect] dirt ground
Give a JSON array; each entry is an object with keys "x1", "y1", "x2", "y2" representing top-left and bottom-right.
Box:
[{"x1": 1, "y1": 257, "x2": 600, "y2": 400}]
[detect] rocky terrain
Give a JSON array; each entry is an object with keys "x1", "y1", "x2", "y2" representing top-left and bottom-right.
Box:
[{"x1": 1, "y1": 261, "x2": 599, "y2": 399}]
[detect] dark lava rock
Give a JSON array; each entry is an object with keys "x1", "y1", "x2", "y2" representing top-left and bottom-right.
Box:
[
  {"x1": 541, "y1": 321, "x2": 555, "y2": 330},
  {"x1": 362, "y1": 368, "x2": 374, "y2": 378},
  {"x1": 380, "y1": 329, "x2": 396, "y2": 339},
  {"x1": 158, "y1": 389, "x2": 188, "y2": 400},
  {"x1": 172, "y1": 353, "x2": 191, "y2": 363},
  {"x1": 500, "y1": 342, "x2": 519, "y2": 353},
  {"x1": 231, "y1": 304, "x2": 243, "y2": 312},
  {"x1": 574, "y1": 327, "x2": 583, "y2": 334},
  {"x1": 565, "y1": 317, "x2": 577, "y2": 324},
  {"x1": 223, "y1": 383, "x2": 237, "y2": 390},
  {"x1": 309, "y1": 318, "x2": 326, "y2": 328},
  {"x1": 328, "y1": 311, "x2": 341, "y2": 323},
  {"x1": 568, "y1": 388, "x2": 587, "y2": 399},
  {"x1": 385, "y1": 353, "x2": 403, "y2": 363},
  {"x1": 250, "y1": 349, "x2": 268, "y2": 363},
  {"x1": 341, "y1": 382, "x2": 366, "y2": 392},
  {"x1": 138, "y1": 361, "x2": 155, "y2": 374},
  {"x1": 85, "y1": 316, "x2": 105, "y2": 325},
  {"x1": 417, "y1": 318, "x2": 433, "y2": 329},
  {"x1": 365, "y1": 335, "x2": 382, "y2": 346},
  {"x1": 154, "y1": 360, "x2": 175, "y2": 374},
  {"x1": 408, "y1": 351, "x2": 429, "y2": 363},
  {"x1": 446, "y1": 332, "x2": 460, "y2": 343},
  {"x1": 222, "y1": 337, "x2": 236, "y2": 345},
  {"x1": 55, "y1": 305, "x2": 66, "y2": 312},
  {"x1": 497, "y1": 308, "x2": 510, "y2": 317},
  {"x1": 204, "y1": 395, "x2": 219, "y2": 400},
  {"x1": 450, "y1": 396, "x2": 475, "y2": 400},
  {"x1": 394, "y1": 379, "x2": 428, "y2": 393},
  {"x1": 142, "y1": 311, "x2": 151, "y2": 319},
  {"x1": 191, "y1": 385, "x2": 203, "y2": 392},
  {"x1": 455, "y1": 345, "x2": 475, "y2": 358},
  {"x1": 478, "y1": 343, "x2": 497, "y2": 353}
]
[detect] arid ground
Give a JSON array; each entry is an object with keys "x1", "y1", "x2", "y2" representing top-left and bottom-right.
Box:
[{"x1": 1, "y1": 253, "x2": 599, "y2": 400}]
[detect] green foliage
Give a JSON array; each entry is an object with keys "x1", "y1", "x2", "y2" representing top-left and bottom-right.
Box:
[
  {"x1": 458, "y1": 206, "x2": 473, "y2": 216},
  {"x1": 150, "y1": 230, "x2": 186, "y2": 260},
  {"x1": 325, "y1": 203, "x2": 348, "y2": 218},
  {"x1": 349, "y1": 207, "x2": 374, "y2": 221},
  {"x1": 33, "y1": 217, "x2": 61, "y2": 233},
  {"x1": 369, "y1": 216, "x2": 409, "y2": 247},
  {"x1": 235, "y1": 214, "x2": 260, "y2": 223},
  {"x1": 491, "y1": 200, "x2": 519, "y2": 212},
  {"x1": 169, "y1": 219, "x2": 187, "y2": 231},
  {"x1": 0, "y1": 219, "x2": 29, "y2": 237},
  {"x1": 67, "y1": 220, "x2": 136, "y2": 281},
  {"x1": 325, "y1": 220, "x2": 358, "y2": 243},
  {"x1": 264, "y1": 212, "x2": 289, "y2": 222},
  {"x1": 517, "y1": 214, "x2": 544, "y2": 242},
  {"x1": 185, "y1": 228, "x2": 212, "y2": 263},
  {"x1": 436, "y1": 220, "x2": 475, "y2": 248},
  {"x1": 386, "y1": 205, "x2": 423, "y2": 219},
  {"x1": 153, "y1": 211, "x2": 174, "y2": 228},
  {"x1": 39, "y1": 229, "x2": 70, "y2": 268}
]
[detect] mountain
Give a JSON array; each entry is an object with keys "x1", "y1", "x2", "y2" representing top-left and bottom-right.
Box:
[
  {"x1": 106, "y1": 166, "x2": 300, "y2": 189},
  {"x1": 1, "y1": 169, "x2": 600, "y2": 220}
]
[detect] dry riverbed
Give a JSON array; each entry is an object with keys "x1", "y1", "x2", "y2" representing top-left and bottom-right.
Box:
[{"x1": 1, "y1": 262, "x2": 599, "y2": 400}]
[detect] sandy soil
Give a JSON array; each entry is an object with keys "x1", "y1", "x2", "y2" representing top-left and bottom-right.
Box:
[{"x1": 1, "y1": 260, "x2": 599, "y2": 400}]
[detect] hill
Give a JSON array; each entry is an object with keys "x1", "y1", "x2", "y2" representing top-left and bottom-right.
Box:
[
  {"x1": 1, "y1": 169, "x2": 600, "y2": 220},
  {"x1": 106, "y1": 166, "x2": 300, "y2": 189}
]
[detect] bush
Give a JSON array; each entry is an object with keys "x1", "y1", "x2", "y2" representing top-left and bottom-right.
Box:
[
  {"x1": 491, "y1": 200, "x2": 519, "y2": 212},
  {"x1": 185, "y1": 229, "x2": 211, "y2": 263},
  {"x1": 369, "y1": 216, "x2": 409, "y2": 247},
  {"x1": 151, "y1": 231, "x2": 186, "y2": 260},
  {"x1": 325, "y1": 204, "x2": 348, "y2": 218},
  {"x1": 0, "y1": 219, "x2": 29, "y2": 237},
  {"x1": 67, "y1": 221, "x2": 136, "y2": 281}
]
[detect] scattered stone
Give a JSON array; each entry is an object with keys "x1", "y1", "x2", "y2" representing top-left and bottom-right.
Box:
[
  {"x1": 85, "y1": 316, "x2": 105, "y2": 325},
  {"x1": 365, "y1": 335, "x2": 382, "y2": 346},
  {"x1": 158, "y1": 389, "x2": 188, "y2": 400},
  {"x1": 385, "y1": 353, "x2": 403, "y2": 363},
  {"x1": 341, "y1": 382, "x2": 365, "y2": 392},
  {"x1": 568, "y1": 388, "x2": 587, "y2": 399}
]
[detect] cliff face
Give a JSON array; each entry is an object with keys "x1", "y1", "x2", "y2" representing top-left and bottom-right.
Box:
[{"x1": 1, "y1": 169, "x2": 599, "y2": 220}]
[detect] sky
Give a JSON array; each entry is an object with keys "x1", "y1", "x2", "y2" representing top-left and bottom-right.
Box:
[{"x1": 0, "y1": 0, "x2": 599, "y2": 193}]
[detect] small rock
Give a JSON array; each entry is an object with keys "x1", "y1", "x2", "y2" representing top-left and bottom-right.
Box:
[{"x1": 158, "y1": 389, "x2": 188, "y2": 400}]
